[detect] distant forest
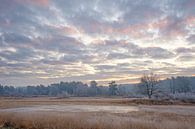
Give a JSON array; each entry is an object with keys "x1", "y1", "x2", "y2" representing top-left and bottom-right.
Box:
[{"x1": 0, "y1": 76, "x2": 195, "y2": 99}]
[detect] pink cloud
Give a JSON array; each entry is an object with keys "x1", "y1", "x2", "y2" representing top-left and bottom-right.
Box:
[
  {"x1": 184, "y1": 0, "x2": 195, "y2": 8},
  {"x1": 186, "y1": 16, "x2": 195, "y2": 27},
  {"x1": 16, "y1": 0, "x2": 49, "y2": 6}
]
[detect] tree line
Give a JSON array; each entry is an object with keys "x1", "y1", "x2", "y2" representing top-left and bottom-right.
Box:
[
  {"x1": 0, "y1": 81, "x2": 119, "y2": 97},
  {"x1": 0, "y1": 74, "x2": 194, "y2": 99}
]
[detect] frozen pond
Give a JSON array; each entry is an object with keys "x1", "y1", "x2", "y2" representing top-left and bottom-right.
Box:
[{"x1": 0, "y1": 104, "x2": 139, "y2": 113}]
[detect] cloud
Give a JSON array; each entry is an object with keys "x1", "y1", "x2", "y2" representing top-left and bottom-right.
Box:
[
  {"x1": 94, "y1": 40, "x2": 175, "y2": 60},
  {"x1": 1, "y1": 32, "x2": 32, "y2": 44},
  {"x1": 177, "y1": 54, "x2": 195, "y2": 62},
  {"x1": 187, "y1": 35, "x2": 195, "y2": 44},
  {"x1": 0, "y1": 46, "x2": 36, "y2": 62},
  {"x1": 16, "y1": 0, "x2": 49, "y2": 6},
  {"x1": 142, "y1": 47, "x2": 175, "y2": 59},
  {"x1": 0, "y1": 0, "x2": 195, "y2": 85},
  {"x1": 175, "y1": 47, "x2": 195, "y2": 54}
]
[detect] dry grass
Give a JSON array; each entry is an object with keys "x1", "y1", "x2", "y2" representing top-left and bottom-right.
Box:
[
  {"x1": 0, "y1": 97, "x2": 195, "y2": 129},
  {"x1": 0, "y1": 97, "x2": 194, "y2": 109},
  {"x1": 0, "y1": 110, "x2": 195, "y2": 129}
]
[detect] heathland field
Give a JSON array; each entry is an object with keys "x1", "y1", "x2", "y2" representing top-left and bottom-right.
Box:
[{"x1": 0, "y1": 97, "x2": 195, "y2": 129}]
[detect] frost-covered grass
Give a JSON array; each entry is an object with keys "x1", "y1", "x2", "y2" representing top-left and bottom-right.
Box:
[
  {"x1": 171, "y1": 93, "x2": 195, "y2": 102},
  {"x1": 0, "y1": 97, "x2": 195, "y2": 129},
  {"x1": 0, "y1": 104, "x2": 195, "y2": 129}
]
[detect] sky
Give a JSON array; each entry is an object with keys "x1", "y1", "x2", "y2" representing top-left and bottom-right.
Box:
[{"x1": 0, "y1": 0, "x2": 195, "y2": 86}]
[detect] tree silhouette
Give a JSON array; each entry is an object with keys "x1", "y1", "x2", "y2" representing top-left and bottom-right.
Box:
[
  {"x1": 109, "y1": 81, "x2": 118, "y2": 96},
  {"x1": 140, "y1": 73, "x2": 159, "y2": 99}
]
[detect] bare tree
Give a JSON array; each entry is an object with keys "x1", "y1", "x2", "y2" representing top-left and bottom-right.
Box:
[
  {"x1": 140, "y1": 73, "x2": 159, "y2": 99},
  {"x1": 90, "y1": 81, "x2": 97, "y2": 88},
  {"x1": 89, "y1": 80, "x2": 98, "y2": 96},
  {"x1": 109, "y1": 81, "x2": 118, "y2": 96}
]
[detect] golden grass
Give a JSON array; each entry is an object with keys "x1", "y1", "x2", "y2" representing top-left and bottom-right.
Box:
[
  {"x1": 0, "y1": 110, "x2": 195, "y2": 129},
  {"x1": 0, "y1": 97, "x2": 194, "y2": 109},
  {"x1": 0, "y1": 97, "x2": 195, "y2": 129}
]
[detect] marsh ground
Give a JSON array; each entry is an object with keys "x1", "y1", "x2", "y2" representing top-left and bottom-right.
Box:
[{"x1": 0, "y1": 97, "x2": 195, "y2": 129}]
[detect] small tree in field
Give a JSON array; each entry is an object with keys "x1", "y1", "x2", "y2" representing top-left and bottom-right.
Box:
[{"x1": 140, "y1": 73, "x2": 159, "y2": 99}]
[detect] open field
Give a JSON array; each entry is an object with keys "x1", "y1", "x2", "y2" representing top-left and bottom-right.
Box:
[
  {"x1": 0, "y1": 97, "x2": 194, "y2": 109},
  {"x1": 0, "y1": 97, "x2": 195, "y2": 129}
]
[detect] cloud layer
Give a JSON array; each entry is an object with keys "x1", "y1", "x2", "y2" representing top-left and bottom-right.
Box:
[{"x1": 0, "y1": 0, "x2": 195, "y2": 86}]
